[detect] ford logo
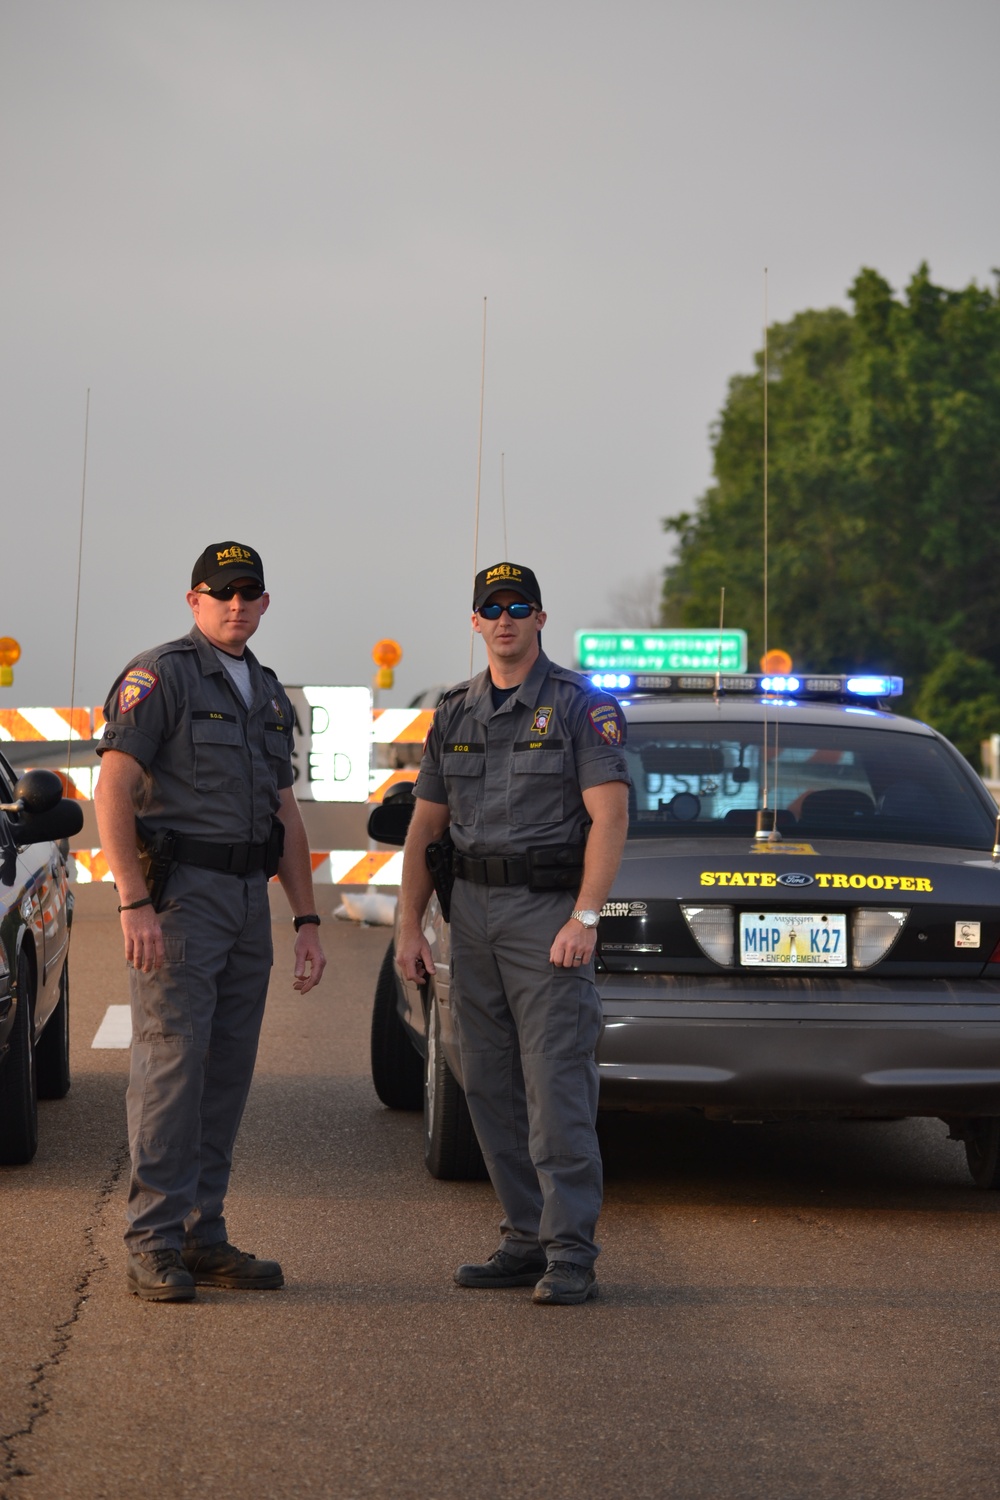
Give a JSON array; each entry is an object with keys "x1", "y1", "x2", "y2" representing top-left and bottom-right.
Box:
[{"x1": 777, "y1": 872, "x2": 814, "y2": 887}]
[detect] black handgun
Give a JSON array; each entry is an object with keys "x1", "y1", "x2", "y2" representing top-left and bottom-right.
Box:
[{"x1": 425, "y1": 830, "x2": 455, "y2": 923}]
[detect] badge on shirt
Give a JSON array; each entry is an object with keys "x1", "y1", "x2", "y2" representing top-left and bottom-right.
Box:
[
  {"x1": 588, "y1": 701, "x2": 623, "y2": 745},
  {"x1": 119, "y1": 668, "x2": 158, "y2": 714},
  {"x1": 271, "y1": 697, "x2": 284, "y2": 718},
  {"x1": 531, "y1": 706, "x2": 553, "y2": 735}
]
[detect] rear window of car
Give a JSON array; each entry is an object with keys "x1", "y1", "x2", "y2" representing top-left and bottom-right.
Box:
[{"x1": 623, "y1": 718, "x2": 995, "y2": 848}]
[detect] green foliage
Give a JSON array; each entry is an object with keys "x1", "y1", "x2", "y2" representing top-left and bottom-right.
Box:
[
  {"x1": 911, "y1": 651, "x2": 1000, "y2": 766},
  {"x1": 664, "y1": 265, "x2": 1000, "y2": 693}
]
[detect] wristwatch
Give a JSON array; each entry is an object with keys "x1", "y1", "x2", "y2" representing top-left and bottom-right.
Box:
[
  {"x1": 293, "y1": 913, "x2": 321, "y2": 931},
  {"x1": 571, "y1": 909, "x2": 600, "y2": 929}
]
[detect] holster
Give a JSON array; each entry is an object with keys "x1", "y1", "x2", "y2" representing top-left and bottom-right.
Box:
[
  {"x1": 137, "y1": 826, "x2": 178, "y2": 914},
  {"x1": 425, "y1": 830, "x2": 455, "y2": 922},
  {"x1": 265, "y1": 816, "x2": 285, "y2": 878}
]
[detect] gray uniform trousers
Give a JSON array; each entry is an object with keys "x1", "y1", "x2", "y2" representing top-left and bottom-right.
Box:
[
  {"x1": 125, "y1": 863, "x2": 272, "y2": 1251},
  {"x1": 450, "y1": 879, "x2": 603, "y2": 1268}
]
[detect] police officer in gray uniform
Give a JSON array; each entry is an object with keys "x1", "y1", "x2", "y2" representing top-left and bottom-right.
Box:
[
  {"x1": 397, "y1": 562, "x2": 630, "y2": 1304},
  {"x1": 94, "y1": 542, "x2": 326, "y2": 1302}
]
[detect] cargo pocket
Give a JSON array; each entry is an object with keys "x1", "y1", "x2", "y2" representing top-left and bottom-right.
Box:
[
  {"x1": 443, "y1": 751, "x2": 485, "y2": 824},
  {"x1": 509, "y1": 748, "x2": 565, "y2": 825},
  {"x1": 129, "y1": 936, "x2": 192, "y2": 1042},
  {"x1": 191, "y1": 716, "x2": 244, "y2": 792}
]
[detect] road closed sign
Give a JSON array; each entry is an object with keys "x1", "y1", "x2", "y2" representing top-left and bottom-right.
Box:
[{"x1": 285, "y1": 685, "x2": 373, "y2": 802}]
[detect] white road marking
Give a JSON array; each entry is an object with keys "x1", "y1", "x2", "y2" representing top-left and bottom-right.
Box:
[{"x1": 92, "y1": 1004, "x2": 132, "y2": 1048}]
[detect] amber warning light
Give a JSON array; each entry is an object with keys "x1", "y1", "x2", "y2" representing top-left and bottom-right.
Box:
[
  {"x1": 372, "y1": 638, "x2": 403, "y2": 690},
  {"x1": 0, "y1": 637, "x2": 21, "y2": 688}
]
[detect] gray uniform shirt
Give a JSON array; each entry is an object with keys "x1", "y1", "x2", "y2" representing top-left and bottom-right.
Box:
[
  {"x1": 414, "y1": 649, "x2": 630, "y2": 857},
  {"x1": 96, "y1": 624, "x2": 294, "y2": 845}
]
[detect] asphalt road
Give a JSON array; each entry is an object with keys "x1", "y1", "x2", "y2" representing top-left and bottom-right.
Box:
[{"x1": 3, "y1": 885, "x2": 1000, "y2": 1500}]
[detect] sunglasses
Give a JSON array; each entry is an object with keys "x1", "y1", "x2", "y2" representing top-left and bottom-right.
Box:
[
  {"x1": 197, "y1": 583, "x2": 265, "y2": 602},
  {"x1": 477, "y1": 601, "x2": 537, "y2": 620}
]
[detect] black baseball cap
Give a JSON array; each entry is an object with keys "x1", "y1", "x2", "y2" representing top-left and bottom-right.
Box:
[
  {"x1": 473, "y1": 561, "x2": 542, "y2": 612},
  {"x1": 191, "y1": 541, "x2": 266, "y2": 591}
]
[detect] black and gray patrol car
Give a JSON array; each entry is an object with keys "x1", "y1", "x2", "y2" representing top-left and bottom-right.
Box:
[
  {"x1": 0, "y1": 756, "x2": 83, "y2": 1164},
  {"x1": 368, "y1": 672, "x2": 1000, "y2": 1188}
]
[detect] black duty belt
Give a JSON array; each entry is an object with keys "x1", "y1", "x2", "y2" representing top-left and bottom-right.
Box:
[
  {"x1": 454, "y1": 851, "x2": 530, "y2": 886},
  {"x1": 169, "y1": 833, "x2": 272, "y2": 876}
]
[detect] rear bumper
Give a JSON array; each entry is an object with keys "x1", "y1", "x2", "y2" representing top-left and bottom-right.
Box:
[{"x1": 596, "y1": 972, "x2": 1000, "y2": 1116}]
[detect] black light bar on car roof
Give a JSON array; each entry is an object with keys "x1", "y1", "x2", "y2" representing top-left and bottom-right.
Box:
[{"x1": 587, "y1": 671, "x2": 904, "y2": 701}]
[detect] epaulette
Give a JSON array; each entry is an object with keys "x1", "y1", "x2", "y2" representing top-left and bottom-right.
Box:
[
  {"x1": 127, "y1": 635, "x2": 197, "y2": 668},
  {"x1": 437, "y1": 680, "x2": 471, "y2": 704},
  {"x1": 549, "y1": 663, "x2": 599, "y2": 694}
]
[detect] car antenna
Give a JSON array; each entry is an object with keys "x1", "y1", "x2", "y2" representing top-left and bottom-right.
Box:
[
  {"x1": 714, "y1": 586, "x2": 725, "y2": 700},
  {"x1": 469, "y1": 296, "x2": 487, "y2": 677},
  {"x1": 501, "y1": 450, "x2": 509, "y2": 558},
  {"x1": 754, "y1": 270, "x2": 781, "y2": 842},
  {"x1": 65, "y1": 388, "x2": 91, "y2": 799}
]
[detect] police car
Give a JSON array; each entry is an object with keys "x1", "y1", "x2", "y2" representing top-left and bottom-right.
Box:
[
  {"x1": 0, "y1": 757, "x2": 82, "y2": 1164},
  {"x1": 369, "y1": 672, "x2": 1000, "y2": 1188}
]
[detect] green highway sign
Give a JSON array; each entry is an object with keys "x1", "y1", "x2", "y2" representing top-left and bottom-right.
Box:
[{"x1": 575, "y1": 629, "x2": 748, "y2": 673}]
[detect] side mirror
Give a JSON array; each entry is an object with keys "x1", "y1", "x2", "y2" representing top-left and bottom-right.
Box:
[
  {"x1": 11, "y1": 799, "x2": 85, "y2": 847},
  {"x1": 13, "y1": 769, "x2": 66, "y2": 815},
  {"x1": 367, "y1": 783, "x2": 416, "y2": 847}
]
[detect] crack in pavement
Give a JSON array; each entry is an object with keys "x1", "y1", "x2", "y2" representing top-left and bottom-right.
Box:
[{"x1": 0, "y1": 1139, "x2": 130, "y2": 1498}]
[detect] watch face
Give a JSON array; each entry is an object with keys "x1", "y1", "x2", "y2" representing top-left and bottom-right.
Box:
[{"x1": 574, "y1": 910, "x2": 599, "y2": 928}]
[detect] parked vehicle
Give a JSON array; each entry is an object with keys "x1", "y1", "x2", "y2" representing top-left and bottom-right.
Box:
[
  {"x1": 369, "y1": 672, "x2": 1000, "y2": 1189},
  {"x1": 0, "y1": 757, "x2": 83, "y2": 1164}
]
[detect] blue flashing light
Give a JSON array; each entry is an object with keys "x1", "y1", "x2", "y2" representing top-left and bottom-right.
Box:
[
  {"x1": 846, "y1": 675, "x2": 902, "y2": 697},
  {"x1": 591, "y1": 672, "x2": 632, "y2": 690},
  {"x1": 760, "y1": 675, "x2": 800, "y2": 693}
]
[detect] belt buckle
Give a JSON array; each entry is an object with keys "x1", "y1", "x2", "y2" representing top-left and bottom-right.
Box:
[
  {"x1": 484, "y1": 855, "x2": 507, "y2": 886},
  {"x1": 228, "y1": 844, "x2": 249, "y2": 875}
]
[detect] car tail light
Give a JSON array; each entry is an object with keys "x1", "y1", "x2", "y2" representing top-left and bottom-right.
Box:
[
  {"x1": 680, "y1": 905, "x2": 735, "y2": 966},
  {"x1": 851, "y1": 909, "x2": 908, "y2": 969},
  {"x1": 989, "y1": 938, "x2": 1000, "y2": 965}
]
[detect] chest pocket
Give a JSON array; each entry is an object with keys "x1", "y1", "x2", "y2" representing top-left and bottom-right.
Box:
[
  {"x1": 191, "y1": 716, "x2": 244, "y2": 793},
  {"x1": 264, "y1": 727, "x2": 292, "y2": 763},
  {"x1": 508, "y1": 747, "x2": 565, "y2": 826},
  {"x1": 443, "y1": 750, "x2": 485, "y2": 825}
]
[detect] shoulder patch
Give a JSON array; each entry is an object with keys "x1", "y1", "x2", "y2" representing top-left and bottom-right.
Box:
[
  {"x1": 119, "y1": 668, "x2": 159, "y2": 714},
  {"x1": 588, "y1": 701, "x2": 624, "y2": 746}
]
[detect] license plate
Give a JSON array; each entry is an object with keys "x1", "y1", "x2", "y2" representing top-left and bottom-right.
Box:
[{"x1": 739, "y1": 911, "x2": 847, "y2": 968}]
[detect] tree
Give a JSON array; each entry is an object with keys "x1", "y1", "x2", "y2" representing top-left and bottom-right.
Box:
[
  {"x1": 911, "y1": 651, "x2": 1000, "y2": 767},
  {"x1": 663, "y1": 265, "x2": 1000, "y2": 699}
]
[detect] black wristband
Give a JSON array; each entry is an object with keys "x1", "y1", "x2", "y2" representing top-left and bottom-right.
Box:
[
  {"x1": 118, "y1": 897, "x2": 153, "y2": 913},
  {"x1": 293, "y1": 913, "x2": 321, "y2": 931}
]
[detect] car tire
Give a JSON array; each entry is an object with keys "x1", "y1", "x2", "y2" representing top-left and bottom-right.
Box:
[
  {"x1": 36, "y1": 960, "x2": 71, "y2": 1101},
  {"x1": 0, "y1": 952, "x2": 39, "y2": 1166},
  {"x1": 963, "y1": 1117, "x2": 1000, "y2": 1188},
  {"x1": 423, "y1": 987, "x2": 487, "y2": 1181},
  {"x1": 370, "y1": 941, "x2": 423, "y2": 1110}
]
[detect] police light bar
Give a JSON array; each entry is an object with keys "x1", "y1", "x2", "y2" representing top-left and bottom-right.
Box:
[
  {"x1": 589, "y1": 673, "x2": 633, "y2": 690},
  {"x1": 624, "y1": 673, "x2": 904, "y2": 700}
]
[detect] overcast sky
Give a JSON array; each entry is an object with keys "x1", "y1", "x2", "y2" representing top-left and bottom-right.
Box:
[{"x1": 2, "y1": 0, "x2": 999, "y2": 710}]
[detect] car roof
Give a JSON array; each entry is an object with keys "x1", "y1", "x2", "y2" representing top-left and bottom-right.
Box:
[{"x1": 618, "y1": 695, "x2": 936, "y2": 737}]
